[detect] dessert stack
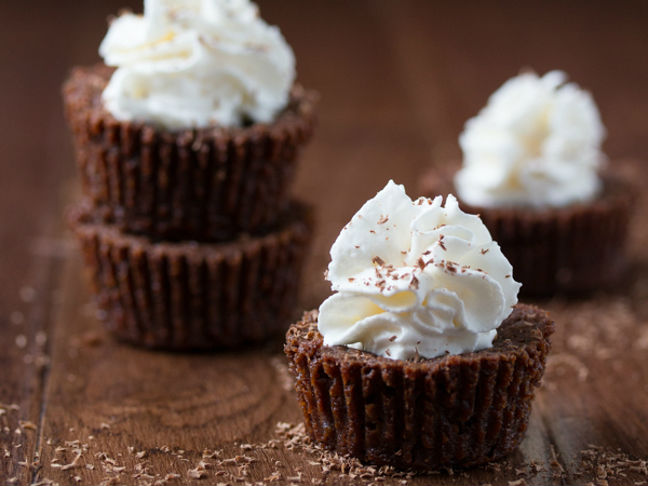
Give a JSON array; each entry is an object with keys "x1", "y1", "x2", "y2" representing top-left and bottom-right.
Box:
[{"x1": 63, "y1": 0, "x2": 316, "y2": 349}]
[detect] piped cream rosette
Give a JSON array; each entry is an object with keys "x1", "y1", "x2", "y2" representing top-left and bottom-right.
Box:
[{"x1": 318, "y1": 181, "x2": 521, "y2": 360}]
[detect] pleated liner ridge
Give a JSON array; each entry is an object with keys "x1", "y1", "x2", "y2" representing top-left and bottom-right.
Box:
[
  {"x1": 420, "y1": 167, "x2": 635, "y2": 296},
  {"x1": 63, "y1": 64, "x2": 317, "y2": 242},
  {"x1": 71, "y1": 202, "x2": 314, "y2": 350},
  {"x1": 284, "y1": 304, "x2": 554, "y2": 470}
]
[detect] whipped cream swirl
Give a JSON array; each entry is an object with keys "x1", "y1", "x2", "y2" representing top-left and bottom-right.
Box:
[
  {"x1": 455, "y1": 71, "x2": 605, "y2": 208},
  {"x1": 318, "y1": 181, "x2": 521, "y2": 360},
  {"x1": 99, "y1": 0, "x2": 295, "y2": 129}
]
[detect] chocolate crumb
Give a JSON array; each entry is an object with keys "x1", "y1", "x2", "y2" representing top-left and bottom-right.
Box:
[
  {"x1": 202, "y1": 449, "x2": 221, "y2": 459},
  {"x1": 20, "y1": 286, "x2": 36, "y2": 303},
  {"x1": 508, "y1": 480, "x2": 527, "y2": 486},
  {"x1": 9, "y1": 311, "x2": 23, "y2": 325},
  {"x1": 15, "y1": 334, "x2": 27, "y2": 349},
  {"x1": 80, "y1": 331, "x2": 104, "y2": 347},
  {"x1": 19, "y1": 420, "x2": 37, "y2": 431},
  {"x1": 187, "y1": 468, "x2": 206, "y2": 479}
]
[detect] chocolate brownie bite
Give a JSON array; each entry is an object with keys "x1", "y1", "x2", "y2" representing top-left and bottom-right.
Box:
[
  {"x1": 71, "y1": 202, "x2": 313, "y2": 349},
  {"x1": 420, "y1": 71, "x2": 635, "y2": 296},
  {"x1": 63, "y1": 65, "x2": 316, "y2": 241},
  {"x1": 285, "y1": 181, "x2": 554, "y2": 469}
]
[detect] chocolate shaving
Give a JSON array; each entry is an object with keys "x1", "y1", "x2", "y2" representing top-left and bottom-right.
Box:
[
  {"x1": 417, "y1": 257, "x2": 426, "y2": 270},
  {"x1": 438, "y1": 235, "x2": 447, "y2": 251}
]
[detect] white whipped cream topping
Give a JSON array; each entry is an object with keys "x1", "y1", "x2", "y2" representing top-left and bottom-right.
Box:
[
  {"x1": 318, "y1": 181, "x2": 521, "y2": 361},
  {"x1": 455, "y1": 70, "x2": 605, "y2": 208},
  {"x1": 99, "y1": 0, "x2": 295, "y2": 129}
]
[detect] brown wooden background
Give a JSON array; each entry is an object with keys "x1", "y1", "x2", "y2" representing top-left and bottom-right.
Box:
[{"x1": 2, "y1": 1, "x2": 648, "y2": 485}]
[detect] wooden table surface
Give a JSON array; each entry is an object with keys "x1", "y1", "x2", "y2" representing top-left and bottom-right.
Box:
[{"x1": 2, "y1": 1, "x2": 648, "y2": 485}]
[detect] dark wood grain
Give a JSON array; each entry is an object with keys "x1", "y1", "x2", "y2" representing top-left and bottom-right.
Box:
[
  {"x1": 1, "y1": 1, "x2": 647, "y2": 485},
  {"x1": 0, "y1": 2, "x2": 106, "y2": 483}
]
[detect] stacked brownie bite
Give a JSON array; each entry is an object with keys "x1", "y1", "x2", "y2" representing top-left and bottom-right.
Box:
[{"x1": 63, "y1": 0, "x2": 316, "y2": 349}]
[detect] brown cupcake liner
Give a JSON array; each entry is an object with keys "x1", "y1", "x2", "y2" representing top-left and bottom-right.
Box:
[
  {"x1": 70, "y1": 201, "x2": 314, "y2": 350},
  {"x1": 284, "y1": 304, "x2": 554, "y2": 470},
  {"x1": 63, "y1": 64, "x2": 317, "y2": 242},
  {"x1": 420, "y1": 166, "x2": 635, "y2": 295}
]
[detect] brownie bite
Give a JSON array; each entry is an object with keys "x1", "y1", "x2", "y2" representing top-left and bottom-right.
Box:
[
  {"x1": 421, "y1": 71, "x2": 635, "y2": 296},
  {"x1": 63, "y1": 65, "x2": 316, "y2": 242},
  {"x1": 285, "y1": 181, "x2": 554, "y2": 469},
  {"x1": 71, "y1": 202, "x2": 313, "y2": 349}
]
